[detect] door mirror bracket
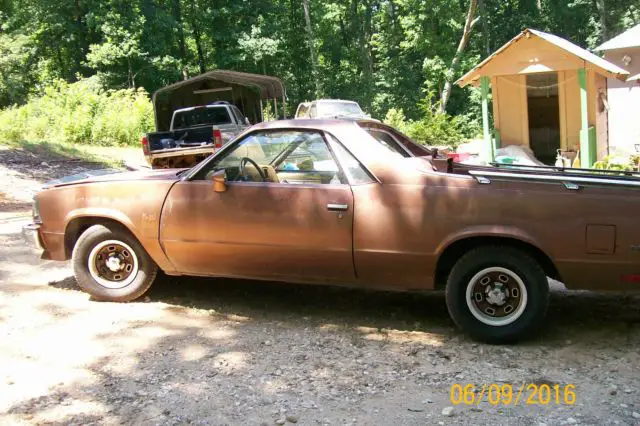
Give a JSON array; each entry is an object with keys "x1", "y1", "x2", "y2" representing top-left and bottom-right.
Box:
[{"x1": 211, "y1": 169, "x2": 227, "y2": 193}]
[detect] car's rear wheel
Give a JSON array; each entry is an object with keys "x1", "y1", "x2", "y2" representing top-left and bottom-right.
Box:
[
  {"x1": 72, "y1": 224, "x2": 158, "y2": 302},
  {"x1": 445, "y1": 246, "x2": 549, "y2": 343}
]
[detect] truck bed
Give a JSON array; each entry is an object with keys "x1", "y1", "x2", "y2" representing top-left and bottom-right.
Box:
[{"x1": 436, "y1": 158, "x2": 640, "y2": 188}]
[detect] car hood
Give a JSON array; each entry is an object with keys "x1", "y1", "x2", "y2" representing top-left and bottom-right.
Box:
[{"x1": 44, "y1": 168, "x2": 186, "y2": 189}]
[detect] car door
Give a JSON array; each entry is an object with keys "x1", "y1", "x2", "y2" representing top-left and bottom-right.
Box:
[{"x1": 160, "y1": 129, "x2": 356, "y2": 284}]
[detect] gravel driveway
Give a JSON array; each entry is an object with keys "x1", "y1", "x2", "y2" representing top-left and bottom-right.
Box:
[{"x1": 1, "y1": 144, "x2": 639, "y2": 425}]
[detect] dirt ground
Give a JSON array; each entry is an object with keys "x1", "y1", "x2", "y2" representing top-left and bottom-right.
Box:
[{"x1": 1, "y1": 144, "x2": 639, "y2": 426}]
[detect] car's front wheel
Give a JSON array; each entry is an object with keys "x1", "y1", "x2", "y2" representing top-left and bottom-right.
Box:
[
  {"x1": 445, "y1": 246, "x2": 549, "y2": 343},
  {"x1": 72, "y1": 224, "x2": 158, "y2": 302}
]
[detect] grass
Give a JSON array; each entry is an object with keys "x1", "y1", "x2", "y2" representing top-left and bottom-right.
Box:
[{"x1": 1, "y1": 138, "x2": 147, "y2": 169}]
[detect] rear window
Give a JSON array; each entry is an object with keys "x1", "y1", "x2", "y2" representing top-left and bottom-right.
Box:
[
  {"x1": 172, "y1": 107, "x2": 232, "y2": 129},
  {"x1": 364, "y1": 126, "x2": 431, "y2": 157},
  {"x1": 366, "y1": 129, "x2": 410, "y2": 157}
]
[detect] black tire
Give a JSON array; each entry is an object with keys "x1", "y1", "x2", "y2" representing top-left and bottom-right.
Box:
[
  {"x1": 72, "y1": 224, "x2": 158, "y2": 302},
  {"x1": 445, "y1": 246, "x2": 549, "y2": 344}
]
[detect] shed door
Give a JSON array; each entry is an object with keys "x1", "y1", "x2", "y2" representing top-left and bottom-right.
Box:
[{"x1": 526, "y1": 72, "x2": 560, "y2": 165}]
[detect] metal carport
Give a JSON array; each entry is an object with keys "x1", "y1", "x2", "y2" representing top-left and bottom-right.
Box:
[{"x1": 151, "y1": 70, "x2": 287, "y2": 131}]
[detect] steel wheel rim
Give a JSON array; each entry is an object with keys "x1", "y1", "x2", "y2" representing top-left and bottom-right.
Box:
[
  {"x1": 88, "y1": 240, "x2": 139, "y2": 289},
  {"x1": 465, "y1": 267, "x2": 528, "y2": 326}
]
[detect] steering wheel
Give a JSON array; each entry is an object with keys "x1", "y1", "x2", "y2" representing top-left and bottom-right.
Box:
[{"x1": 239, "y1": 157, "x2": 267, "y2": 182}]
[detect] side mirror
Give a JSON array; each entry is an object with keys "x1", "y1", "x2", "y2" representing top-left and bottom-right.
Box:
[
  {"x1": 211, "y1": 169, "x2": 227, "y2": 193},
  {"x1": 245, "y1": 117, "x2": 251, "y2": 125}
]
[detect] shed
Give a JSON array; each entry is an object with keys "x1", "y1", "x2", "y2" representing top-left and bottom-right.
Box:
[
  {"x1": 456, "y1": 29, "x2": 629, "y2": 166},
  {"x1": 595, "y1": 24, "x2": 640, "y2": 156},
  {"x1": 152, "y1": 70, "x2": 287, "y2": 131}
]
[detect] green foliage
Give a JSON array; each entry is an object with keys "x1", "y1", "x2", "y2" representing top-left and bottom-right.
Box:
[
  {"x1": 0, "y1": 0, "x2": 638, "y2": 142},
  {"x1": 0, "y1": 33, "x2": 37, "y2": 107},
  {"x1": 0, "y1": 78, "x2": 153, "y2": 146},
  {"x1": 384, "y1": 96, "x2": 481, "y2": 148},
  {"x1": 593, "y1": 155, "x2": 637, "y2": 171},
  {"x1": 261, "y1": 102, "x2": 278, "y2": 122}
]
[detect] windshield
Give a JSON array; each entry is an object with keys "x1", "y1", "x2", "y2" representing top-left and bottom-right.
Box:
[
  {"x1": 172, "y1": 107, "x2": 232, "y2": 130},
  {"x1": 316, "y1": 102, "x2": 364, "y2": 117}
]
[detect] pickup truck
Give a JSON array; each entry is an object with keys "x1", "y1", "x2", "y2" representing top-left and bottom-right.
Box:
[
  {"x1": 142, "y1": 101, "x2": 250, "y2": 168},
  {"x1": 24, "y1": 119, "x2": 640, "y2": 343}
]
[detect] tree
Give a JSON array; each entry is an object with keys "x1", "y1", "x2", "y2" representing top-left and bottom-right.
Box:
[
  {"x1": 238, "y1": 18, "x2": 281, "y2": 75},
  {"x1": 302, "y1": 0, "x2": 322, "y2": 96},
  {"x1": 439, "y1": 0, "x2": 479, "y2": 113}
]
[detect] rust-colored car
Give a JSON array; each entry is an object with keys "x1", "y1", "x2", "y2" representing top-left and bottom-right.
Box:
[{"x1": 23, "y1": 120, "x2": 640, "y2": 342}]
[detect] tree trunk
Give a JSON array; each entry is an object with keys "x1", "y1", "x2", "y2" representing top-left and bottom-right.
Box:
[
  {"x1": 354, "y1": 0, "x2": 374, "y2": 109},
  {"x1": 595, "y1": 0, "x2": 608, "y2": 42},
  {"x1": 188, "y1": 0, "x2": 206, "y2": 74},
  {"x1": 439, "y1": 0, "x2": 479, "y2": 114},
  {"x1": 479, "y1": 0, "x2": 490, "y2": 56},
  {"x1": 302, "y1": 0, "x2": 322, "y2": 96},
  {"x1": 73, "y1": 0, "x2": 89, "y2": 78},
  {"x1": 173, "y1": 0, "x2": 189, "y2": 79},
  {"x1": 128, "y1": 57, "x2": 134, "y2": 89}
]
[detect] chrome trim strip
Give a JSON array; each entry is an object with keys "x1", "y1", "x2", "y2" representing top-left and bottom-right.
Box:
[
  {"x1": 468, "y1": 170, "x2": 640, "y2": 187},
  {"x1": 327, "y1": 203, "x2": 349, "y2": 211},
  {"x1": 22, "y1": 223, "x2": 43, "y2": 250}
]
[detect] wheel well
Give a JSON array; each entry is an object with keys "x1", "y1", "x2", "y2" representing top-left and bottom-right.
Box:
[
  {"x1": 64, "y1": 217, "x2": 132, "y2": 258},
  {"x1": 434, "y1": 237, "x2": 561, "y2": 289}
]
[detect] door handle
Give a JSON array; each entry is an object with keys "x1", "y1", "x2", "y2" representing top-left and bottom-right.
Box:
[{"x1": 327, "y1": 203, "x2": 349, "y2": 212}]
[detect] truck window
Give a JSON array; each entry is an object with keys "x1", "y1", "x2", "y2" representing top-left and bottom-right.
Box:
[
  {"x1": 172, "y1": 107, "x2": 232, "y2": 130},
  {"x1": 231, "y1": 106, "x2": 246, "y2": 124}
]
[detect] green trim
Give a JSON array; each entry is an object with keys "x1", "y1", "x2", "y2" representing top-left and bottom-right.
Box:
[
  {"x1": 494, "y1": 128, "x2": 501, "y2": 150},
  {"x1": 480, "y1": 76, "x2": 493, "y2": 162},
  {"x1": 577, "y1": 68, "x2": 594, "y2": 167}
]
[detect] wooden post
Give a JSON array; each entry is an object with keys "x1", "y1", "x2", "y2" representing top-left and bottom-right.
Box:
[
  {"x1": 259, "y1": 99, "x2": 264, "y2": 122},
  {"x1": 578, "y1": 68, "x2": 594, "y2": 167},
  {"x1": 282, "y1": 94, "x2": 287, "y2": 119},
  {"x1": 480, "y1": 76, "x2": 494, "y2": 163}
]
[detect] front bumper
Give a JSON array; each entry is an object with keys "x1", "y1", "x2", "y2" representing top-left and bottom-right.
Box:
[{"x1": 22, "y1": 223, "x2": 44, "y2": 250}]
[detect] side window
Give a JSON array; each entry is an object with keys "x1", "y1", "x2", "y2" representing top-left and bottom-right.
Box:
[
  {"x1": 195, "y1": 131, "x2": 346, "y2": 185},
  {"x1": 327, "y1": 135, "x2": 376, "y2": 185},
  {"x1": 366, "y1": 129, "x2": 409, "y2": 158},
  {"x1": 309, "y1": 104, "x2": 317, "y2": 118}
]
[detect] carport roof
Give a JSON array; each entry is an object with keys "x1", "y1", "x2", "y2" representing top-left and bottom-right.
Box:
[
  {"x1": 152, "y1": 70, "x2": 286, "y2": 100},
  {"x1": 595, "y1": 24, "x2": 640, "y2": 51}
]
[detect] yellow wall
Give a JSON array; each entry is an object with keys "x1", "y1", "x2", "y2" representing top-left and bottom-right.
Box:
[
  {"x1": 493, "y1": 69, "x2": 605, "y2": 158},
  {"x1": 492, "y1": 75, "x2": 529, "y2": 146},
  {"x1": 558, "y1": 70, "x2": 582, "y2": 152}
]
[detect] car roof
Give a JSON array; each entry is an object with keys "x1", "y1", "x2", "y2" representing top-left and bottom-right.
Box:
[
  {"x1": 251, "y1": 119, "x2": 355, "y2": 131},
  {"x1": 313, "y1": 99, "x2": 358, "y2": 104}
]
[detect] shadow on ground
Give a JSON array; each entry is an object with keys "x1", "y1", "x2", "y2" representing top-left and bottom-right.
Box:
[
  {"x1": 0, "y1": 272, "x2": 635, "y2": 425},
  {"x1": 49, "y1": 273, "x2": 640, "y2": 345}
]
